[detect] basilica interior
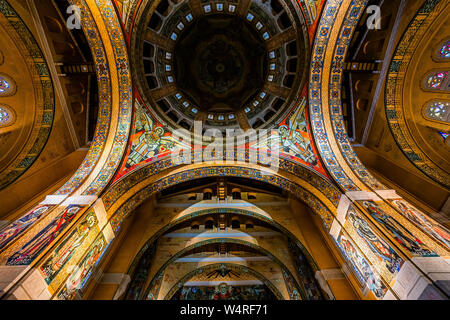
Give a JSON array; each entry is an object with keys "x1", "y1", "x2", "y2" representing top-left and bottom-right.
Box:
[{"x1": 0, "y1": 0, "x2": 448, "y2": 301}]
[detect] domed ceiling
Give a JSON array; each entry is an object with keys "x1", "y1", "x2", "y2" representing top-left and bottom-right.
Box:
[
  {"x1": 113, "y1": 0, "x2": 328, "y2": 180},
  {"x1": 131, "y1": 0, "x2": 309, "y2": 132}
]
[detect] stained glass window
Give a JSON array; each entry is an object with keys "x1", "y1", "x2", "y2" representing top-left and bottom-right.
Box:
[
  {"x1": 424, "y1": 70, "x2": 449, "y2": 92},
  {"x1": 424, "y1": 101, "x2": 449, "y2": 122},
  {"x1": 439, "y1": 132, "x2": 449, "y2": 140},
  {"x1": 426, "y1": 71, "x2": 447, "y2": 89},
  {"x1": 0, "y1": 74, "x2": 15, "y2": 96},
  {"x1": 439, "y1": 40, "x2": 450, "y2": 60},
  {"x1": 0, "y1": 78, "x2": 10, "y2": 93},
  {"x1": 0, "y1": 105, "x2": 14, "y2": 127},
  {"x1": 0, "y1": 107, "x2": 9, "y2": 123}
]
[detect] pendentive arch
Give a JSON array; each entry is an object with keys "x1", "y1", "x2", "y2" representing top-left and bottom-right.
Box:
[
  {"x1": 56, "y1": 0, "x2": 133, "y2": 196},
  {"x1": 310, "y1": 0, "x2": 450, "y2": 194},
  {"x1": 309, "y1": 0, "x2": 386, "y2": 192},
  {"x1": 0, "y1": 0, "x2": 133, "y2": 266}
]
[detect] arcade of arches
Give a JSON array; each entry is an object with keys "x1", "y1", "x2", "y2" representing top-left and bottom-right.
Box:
[{"x1": 0, "y1": 0, "x2": 448, "y2": 301}]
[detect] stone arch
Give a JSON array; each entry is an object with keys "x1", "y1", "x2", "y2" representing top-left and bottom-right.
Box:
[
  {"x1": 126, "y1": 207, "x2": 321, "y2": 278},
  {"x1": 0, "y1": 0, "x2": 132, "y2": 299},
  {"x1": 53, "y1": 0, "x2": 133, "y2": 196},
  {"x1": 164, "y1": 263, "x2": 285, "y2": 300},
  {"x1": 103, "y1": 162, "x2": 339, "y2": 238},
  {"x1": 309, "y1": 0, "x2": 385, "y2": 192},
  {"x1": 121, "y1": 206, "x2": 328, "y2": 300},
  {"x1": 142, "y1": 239, "x2": 305, "y2": 300}
]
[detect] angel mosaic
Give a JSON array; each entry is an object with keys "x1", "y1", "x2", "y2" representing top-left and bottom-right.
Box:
[
  {"x1": 258, "y1": 98, "x2": 318, "y2": 167},
  {"x1": 392, "y1": 200, "x2": 450, "y2": 248},
  {"x1": 278, "y1": 99, "x2": 318, "y2": 166},
  {"x1": 126, "y1": 102, "x2": 190, "y2": 168}
]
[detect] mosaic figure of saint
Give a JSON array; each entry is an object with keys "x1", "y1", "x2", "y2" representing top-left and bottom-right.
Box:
[
  {"x1": 338, "y1": 235, "x2": 385, "y2": 298},
  {"x1": 212, "y1": 283, "x2": 234, "y2": 300},
  {"x1": 6, "y1": 205, "x2": 84, "y2": 266},
  {"x1": 277, "y1": 99, "x2": 317, "y2": 165},
  {"x1": 348, "y1": 210, "x2": 403, "y2": 274},
  {"x1": 0, "y1": 205, "x2": 50, "y2": 251},
  {"x1": 128, "y1": 108, "x2": 165, "y2": 165},
  {"x1": 40, "y1": 213, "x2": 97, "y2": 284},
  {"x1": 362, "y1": 201, "x2": 435, "y2": 257},
  {"x1": 59, "y1": 238, "x2": 105, "y2": 300},
  {"x1": 128, "y1": 104, "x2": 187, "y2": 167},
  {"x1": 393, "y1": 200, "x2": 450, "y2": 248}
]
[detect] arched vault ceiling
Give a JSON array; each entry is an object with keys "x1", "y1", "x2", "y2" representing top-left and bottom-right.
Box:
[
  {"x1": 0, "y1": 0, "x2": 55, "y2": 190},
  {"x1": 385, "y1": 0, "x2": 450, "y2": 189}
]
